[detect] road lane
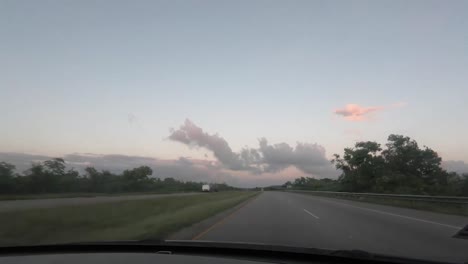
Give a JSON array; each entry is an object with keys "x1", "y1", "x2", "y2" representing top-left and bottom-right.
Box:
[
  {"x1": 0, "y1": 192, "x2": 199, "y2": 212},
  {"x1": 195, "y1": 191, "x2": 468, "y2": 263}
]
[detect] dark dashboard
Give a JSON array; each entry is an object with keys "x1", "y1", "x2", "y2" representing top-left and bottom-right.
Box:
[{"x1": 0, "y1": 241, "x2": 452, "y2": 264}]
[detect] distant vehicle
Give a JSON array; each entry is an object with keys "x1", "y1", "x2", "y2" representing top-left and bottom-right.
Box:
[{"x1": 202, "y1": 184, "x2": 210, "y2": 192}]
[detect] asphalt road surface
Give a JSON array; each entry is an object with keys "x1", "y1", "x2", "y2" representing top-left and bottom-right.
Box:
[
  {"x1": 194, "y1": 191, "x2": 468, "y2": 263},
  {"x1": 0, "y1": 192, "x2": 198, "y2": 212}
]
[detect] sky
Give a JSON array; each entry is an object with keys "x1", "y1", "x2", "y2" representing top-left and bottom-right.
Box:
[{"x1": 1, "y1": 0, "x2": 468, "y2": 186}]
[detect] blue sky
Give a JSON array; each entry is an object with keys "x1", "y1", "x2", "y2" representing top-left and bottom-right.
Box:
[{"x1": 1, "y1": 0, "x2": 468, "y2": 184}]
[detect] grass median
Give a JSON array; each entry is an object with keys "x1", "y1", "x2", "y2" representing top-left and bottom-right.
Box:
[{"x1": 0, "y1": 191, "x2": 259, "y2": 246}]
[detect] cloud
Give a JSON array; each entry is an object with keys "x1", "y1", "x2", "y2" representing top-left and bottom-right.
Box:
[
  {"x1": 169, "y1": 119, "x2": 339, "y2": 178},
  {"x1": 334, "y1": 104, "x2": 383, "y2": 121},
  {"x1": 258, "y1": 139, "x2": 338, "y2": 178},
  {"x1": 0, "y1": 152, "x2": 52, "y2": 173},
  {"x1": 0, "y1": 119, "x2": 342, "y2": 187},
  {"x1": 168, "y1": 119, "x2": 254, "y2": 171},
  {"x1": 334, "y1": 102, "x2": 407, "y2": 122},
  {"x1": 127, "y1": 113, "x2": 137, "y2": 124},
  {"x1": 442, "y1": 160, "x2": 468, "y2": 174},
  {"x1": 176, "y1": 157, "x2": 193, "y2": 166}
]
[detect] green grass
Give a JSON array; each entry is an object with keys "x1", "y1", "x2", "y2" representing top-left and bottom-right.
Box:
[
  {"x1": 0, "y1": 193, "x2": 103, "y2": 200},
  {"x1": 0, "y1": 190, "x2": 197, "y2": 201},
  {"x1": 292, "y1": 191, "x2": 468, "y2": 216},
  {"x1": 0, "y1": 191, "x2": 259, "y2": 246}
]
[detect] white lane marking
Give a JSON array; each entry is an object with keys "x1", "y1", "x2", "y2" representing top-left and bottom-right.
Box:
[
  {"x1": 316, "y1": 198, "x2": 462, "y2": 230},
  {"x1": 303, "y1": 209, "x2": 320, "y2": 219}
]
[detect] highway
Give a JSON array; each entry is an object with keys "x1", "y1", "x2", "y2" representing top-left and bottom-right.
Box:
[
  {"x1": 0, "y1": 192, "x2": 198, "y2": 212},
  {"x1": 194, "y1": 191, "x2": 468, "y2": 263}
]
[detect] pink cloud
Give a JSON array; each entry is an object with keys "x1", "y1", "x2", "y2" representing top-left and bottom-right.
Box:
[
  {"x1": 334, "y1": 102, "x2": 407, "y2": 122},
  {"x1": 334, "y1": 104, "x2": 383, "y2": 121}
]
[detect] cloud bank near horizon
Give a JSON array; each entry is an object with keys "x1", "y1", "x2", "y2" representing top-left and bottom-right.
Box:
[
  {"x1": 1, "y1": 149, "x2": 466, "y2": 188},
  {"x1": 0, "y1": 152, "x2": 244, "y2": 186}
]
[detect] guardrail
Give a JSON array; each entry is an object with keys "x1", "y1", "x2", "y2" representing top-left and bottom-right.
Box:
[
  {"x1": 286, "y1": 190, "x2": 468, "y2": 215},
  {"x1": 287, "y1": 190, "x2": 468, "y2": 203}
]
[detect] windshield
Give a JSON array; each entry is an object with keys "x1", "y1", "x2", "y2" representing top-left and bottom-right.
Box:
[{"x1": 1, "y1": 0, "x2": 467, "y2": 263}]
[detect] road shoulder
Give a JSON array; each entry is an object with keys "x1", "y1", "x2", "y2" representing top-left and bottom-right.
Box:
[{"x1": 168, "y1": 193, "x2": 261, "y2": 240}]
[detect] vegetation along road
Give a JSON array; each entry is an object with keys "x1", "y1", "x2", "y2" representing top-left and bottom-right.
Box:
[
  {"x1": 0, "y1": 191, "x2": 259, "y2": 246},
  {"x1": 0, "y1": 192, "x2": 199, "y2": 212}
]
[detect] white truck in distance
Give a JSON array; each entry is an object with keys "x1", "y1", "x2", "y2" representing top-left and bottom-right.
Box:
[{"x1": 202, "y1": 184, "x2": 210, "y2": 192}]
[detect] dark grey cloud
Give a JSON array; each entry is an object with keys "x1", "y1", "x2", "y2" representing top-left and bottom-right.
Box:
[
  {"x1": 176, "y1": 157, "x2": 193, "y2": 166},
  {"x1": 258, "y1": 138, "x2": 337, "y2": 178},
  {"x1": 442, "y1": 160, "x2": 468, "y2": 174},
  {"x1": 169, "y1": 119, "x2": 339, "y2": 178}
]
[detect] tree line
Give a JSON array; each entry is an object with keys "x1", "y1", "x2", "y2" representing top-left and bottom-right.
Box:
[
  {"x1": 286, "y1": 134, "x2": 468, "y2": 196},
  {"x1": 0, "y1": 158, "x2": 235, "y2": 195}
]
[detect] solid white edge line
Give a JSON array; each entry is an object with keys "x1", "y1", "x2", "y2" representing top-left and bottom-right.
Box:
[
  {"x1": 303, "y1": 209, "x2": 320, "y2": 219},
  {"x1": 316, "y1": 198, "x2": 462, "y2": 230}
]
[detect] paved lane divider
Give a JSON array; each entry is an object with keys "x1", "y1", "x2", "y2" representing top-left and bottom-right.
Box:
[{"x1": 303, "y1": 209, "x2": 319, "y2": 219}]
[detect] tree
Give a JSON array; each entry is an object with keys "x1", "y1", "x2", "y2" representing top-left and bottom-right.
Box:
[
  {"x1": 122, "y1": 166, "x2": 153, "y2": 191},
  {"x1": 382, "y1": 135, "x2": 444, "y2": 194},
  {"x1": 85, "y1": 167, "x2": 105, "y2": 192},
  {"x1": 0, "y1": 162, "x2": 16, "y2": 194},
  {"x1": 0, "y1": 158, "x2": 236, "y2": 195},
  {"x1": 460, "y1": 173, "x2": 468, "y2": 196},
  {"x1": 43, "y1": 158, "x2": 66, "y2": 176},
  {"x1": 329, "y1": 134, "x2": 458, "y2": 195},
  {"x1": 59, "y1": 168, "x2": 80, "y2": 192},
  {"x1": 290, "y1": 177, "x2": 340, "y2": 191},
  {"x1": 332, "y1": 141, "x2": 385, "y2": 192},
  {"x1": 34, "y1": 158, "x2": 68, "y2": 193}
]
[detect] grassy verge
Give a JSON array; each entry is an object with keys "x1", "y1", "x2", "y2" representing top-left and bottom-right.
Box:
[
  {"x1": 0, "y1": 193, "x2": 104, "y2": 201},
  {"x1": 0, "y1": 190, "x2": 197, "y2": 201},
  {"x1": 0, "y1": 191, "x2": 259, "y2": 246},
  {"x1": 290, "y1": 191, "x2": 468, "y2": 216}
]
